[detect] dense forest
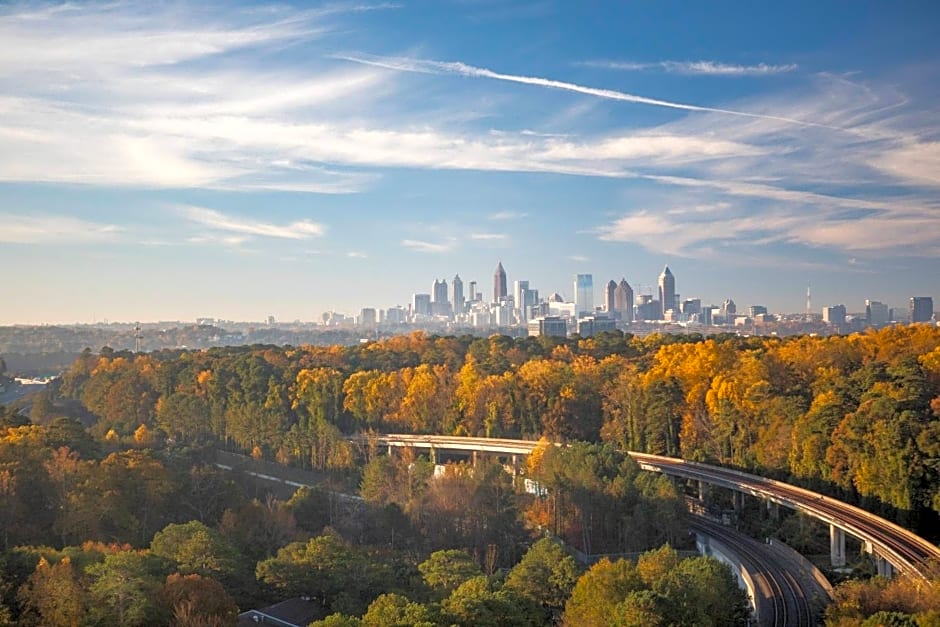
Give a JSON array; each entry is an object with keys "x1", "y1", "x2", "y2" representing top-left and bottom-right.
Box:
[{"x1": 1, "y1": 325, "x2": 939, "y2": 625}]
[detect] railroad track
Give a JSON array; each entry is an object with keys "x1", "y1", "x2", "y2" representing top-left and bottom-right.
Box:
[{"x1": 689, "y1": 517, "x2": 815, "y2": 627}]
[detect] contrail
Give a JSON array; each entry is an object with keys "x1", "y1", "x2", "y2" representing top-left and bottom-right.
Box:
[{"x1": 338, "y1": 54, "x2": 840, "y2": 130}]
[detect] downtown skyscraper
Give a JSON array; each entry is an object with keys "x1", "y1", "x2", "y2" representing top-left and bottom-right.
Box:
[
  {"x1": 493, "y1": 261, "x2": 507, "y2": 303},
  {"x1": 658, "y1": 266, "x2": 676, "y2": 317}
]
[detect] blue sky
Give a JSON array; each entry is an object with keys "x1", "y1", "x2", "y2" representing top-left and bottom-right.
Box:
[{"x1": 1, "y1": 1, "x2": 938, "y2": 324}]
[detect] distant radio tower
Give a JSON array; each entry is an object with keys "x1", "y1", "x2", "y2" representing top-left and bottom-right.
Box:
[
  {"x1": 135, "y1": 322, "x2": 142, "y2": 354},
  {"x1": 805, "y1": 286, "x2": 812, "y2": 322}
]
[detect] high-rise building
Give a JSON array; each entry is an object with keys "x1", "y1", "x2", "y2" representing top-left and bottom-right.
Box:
[
  {"x1": 359, "y1": 308, "x2": 377, "y2": 326},
  {"x1": 493, "y1": 262, "x2": 507, "y2": 303},
  {"x1": 614, "y1": 279, "x2": 634, "y2": 323},
  {"x1": 681, "y1": 299, "x2": 701, "y2": 316},
  {"x1": 748, "y1": 305, "x2": 768, "y2": 317},
  {"x1": 910, "y1": 296, "x2": 934, "y2": 323},
  {"x1": 574, "y1": 274, "x2": 593, "y2": 316},
  {"x1": 452, "y1": 274, "x2": 465, "y2": 314},
  {"x1": 605, "y1": 280, "x2": 617, "y2": 314},
  {"x1": 514, "y1": 280, "x2": 529, "y2": 319},
  {"x1": 412, "y1": 293, "x2": 431, "y2": 317},
  {"x1": 823, "y1": 304, "x2": 847, "y2": 325},
  {"x1": 432, "y1": 279, "x2": 448, "y2": 304},
  {"x1": 866, "y1": 300, "x2": 889, "y2": 327},
  {"x1": 658, "y1": 266, "x2": 676, "y2": 317},
  {"x1": 468, "y1": 281, "x2": 478, "y2": 302}
]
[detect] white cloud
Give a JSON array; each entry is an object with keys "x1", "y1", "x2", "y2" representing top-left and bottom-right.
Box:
[
  {"x1": 585, "y1": 60, "x2": 798, "y2": 76},
  {"x1": 180, "y1": 206, "x2": 325, "y2": 240},
  {"x1": 488, "y1": 211, "x2": 528, "y2": 220},
  {"x1": 470, "y1": 233, "x2": 507, "y2": 241},
  {"x1": 0, "y1": 213, "x2": 122, "y2": 244},
  {"x1": 402, "y1": 238, "x2": 455, "y2": 253}
]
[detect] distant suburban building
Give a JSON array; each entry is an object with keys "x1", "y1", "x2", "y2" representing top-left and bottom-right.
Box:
[
  {"x1": 823, "y1": 304, "x2": 847, "y2": 325},
  {"x1": 578, "y1": 315, "x2": 617, "y2": 337},
  {"x1": 359, "y1": 308, "x2": 377, "y2": 326},
  {"x1": 910, "y1": 296, "x2": 934, "y2": 323},
  {"x1": 528, "y1": 316, "x2": 567, "y2": 338},
  {"x1": 866, "y1": 300, "x2": 889, "y2": 327}
]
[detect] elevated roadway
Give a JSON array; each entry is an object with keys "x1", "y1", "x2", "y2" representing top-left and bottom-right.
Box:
[{"x1": 362, "y1": 434, "x2": 940, "y2": 580}]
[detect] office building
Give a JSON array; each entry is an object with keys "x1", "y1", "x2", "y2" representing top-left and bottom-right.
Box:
[
  {"x1": 574, "y1": 274, "x2": 593, "y2": 316},
  {"x1": 721, "y1": 299, "x2": 737, "y2": 320},
  {"x1": 823, "y1": 304, "x2": 847, "y2": 325},
  {"x1": 412, "y1": 293, "x2": 431, "y2": 317},
  {"x1": 528, "y1": 316, "x2": 568, "y2": 338},
  {"x1": 910, "y1": 297, "x2": 934, "y2": 323},
  {"x1": 681, "y1": 299, "x2": 702, "y2": 316},
  {"x1": 636, "y1": 295, "x2": 662, "y2": 321},
  {"x1": 452, "y1": 274, "x2": 464, "y2": 314},
  {"x1": 748, "y1": 305, "x2": 768, "y2": 317},
  {"x1": 468, "y1": 281, "x2": 478, "y2": 303},
  {"x1": 432, "y1": 279, "x2": 448, "y2": 304},
  {"x1": 658, "y1": 266, "x2": 676, "y2": 317},
  {"x1": 385, "y1": 306, "x2": 406, "y2": 324},
  {"x1": 866, "y1": 300, "x2": 889, "y2": 327},
  {"x1": 514, "y1": 280, "x2": 529, "y2": 322},
  {"x1": 359, "y1": 308, "x2": 377, "y2": 326},
  {"x1": 605, "y1": 280, "x2": 617, "y2": 314},
  {"x1": 577, "y1": 315, "x2": 616, "y2": 337},
  {"x1": 493, "y1": 262, "x2": 507, "y2": 303},
  {"x1": 614, "y1": 279, "x2": 634, "y2": 323}
]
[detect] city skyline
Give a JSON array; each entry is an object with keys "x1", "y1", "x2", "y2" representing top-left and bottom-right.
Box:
[{"x1": 2, "y1": 2, "x2": 940, "y2": 325}]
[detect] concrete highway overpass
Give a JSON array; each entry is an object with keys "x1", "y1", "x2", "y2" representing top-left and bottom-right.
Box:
[{"x1": 359, "y1": 434, "x2": 940, "y2": 580}]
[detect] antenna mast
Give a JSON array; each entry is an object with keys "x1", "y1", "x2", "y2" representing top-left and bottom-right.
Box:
[
  {"x1": 135, "y1": 322, "x2": 142, "y2": 354},
  {"x1": 805, "y1": 286, "x2": 812, "y2": 322}
]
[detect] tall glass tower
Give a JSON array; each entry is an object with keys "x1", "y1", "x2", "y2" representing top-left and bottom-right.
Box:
[
  {"x1": 574, "y1": 274, "x2": 593, "y2": 316},
  {"x1": 658, "y1": 266, "x2": 676, "y2": 317}
]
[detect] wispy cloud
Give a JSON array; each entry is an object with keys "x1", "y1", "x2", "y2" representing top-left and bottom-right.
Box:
[
  {"x1": 347, "y1": 251, "x2": 368, "y2": 258},
  {"x1": 338, "y1": 54, "x2": 836, "y2": 128},
  {"x1": 488, "y1": 211, "x2": 528, "y2": 220},
  {"x1": 181, "y1": 206, "x2": 325, "y2": 239},
  {"x1": 584, "y1": 60, "x2": 798, "y2": 76},
  {"x1": 0, "y1": 213, "x2": 122, "y2": 244},
  {"x1": 402, "y1": 238, "x2": 456, "y2": 253},
  {"x1": 569, "y1": 255, "x2": 589, "y2": 262},
  {"x1": 470, "y1": 233, "x2": 507, "y2": 241}
]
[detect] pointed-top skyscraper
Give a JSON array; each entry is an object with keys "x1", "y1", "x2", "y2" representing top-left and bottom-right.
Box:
[
  {"x1": 658, "y1": 266, "x2": 675, "y2": 318},
  {"x1": 493, "y1": 261, "x2": 507, "y2": 303}
]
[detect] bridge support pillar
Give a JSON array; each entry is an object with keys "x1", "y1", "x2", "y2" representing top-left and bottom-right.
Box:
[
  {"x1": 387, "y1": 444, "x2": 393, "y2": 456},
  {"x1": 511, "y1": 455, "x2": 519, "y2": 477},
  {"x1": 429, "y1": 446, "x2": 436, "y2": 464},
  {"x1": 766, "y1": 500, "x2": 779, "y2": 519},
  {"x1": 472, "y1": 450, "x2": 478, "y2": 467},
  {"x1": 698, "y1": 480, "x2": 705, "y2": 501},
  {"x1": 830, "y1": 525, "x2": 846, "y2": 568},
  {"x1": 874, "y1": 554, "x2": 894, "y2": 578},
  {"x1": 732, "y1": 490, "x2": 743, "y2": 511}
]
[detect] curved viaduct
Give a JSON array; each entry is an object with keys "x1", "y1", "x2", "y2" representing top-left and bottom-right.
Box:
[{"x1": 362, "y1": 434, "x2": 940, "y2": 581}]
